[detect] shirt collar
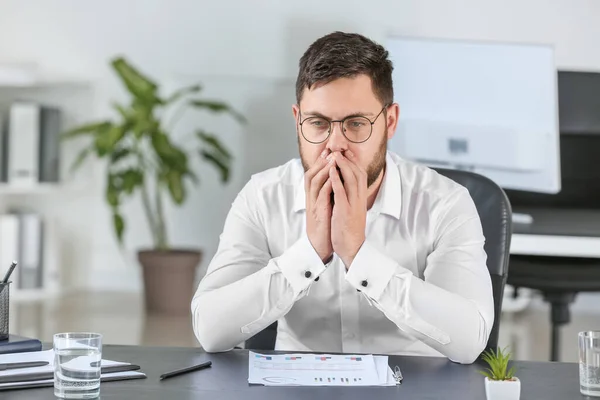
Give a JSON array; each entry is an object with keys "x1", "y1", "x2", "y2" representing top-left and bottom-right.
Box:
[
  {"x1": 293, "y1": 169, "x2": 306, "y2": 213},
  {"x1": 370, "y1": 152, "x2": 402, "y2": 219},
  {"x1": 293, "y1": 152, "x2": 402, "y2": 219}
]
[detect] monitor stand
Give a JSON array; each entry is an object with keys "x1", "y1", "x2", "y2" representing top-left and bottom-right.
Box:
[{"x1": 512, "y1": 212, "x2": 534, "y2": 225}]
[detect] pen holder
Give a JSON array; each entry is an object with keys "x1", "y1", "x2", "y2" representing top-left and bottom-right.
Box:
[{"x1": 0, "y1": 281, "x2": 10, "y2": 341}]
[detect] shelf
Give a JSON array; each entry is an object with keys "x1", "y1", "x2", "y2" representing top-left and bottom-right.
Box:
[
  {"x1": 10, "y1": 288, "x2": 60, "y2": 302},
  {"x1": 0, "y1": 184, "x2": 63, "y2": 194},
  {"x1": 0, "y1": 182, "x2": 92, "y2": 195},
  {"x1": 0, "y1": 64, "x2": 91, "y2": 89},
  {"x1": 0, "y1": 79, "x2": 91, "y2": 89}
]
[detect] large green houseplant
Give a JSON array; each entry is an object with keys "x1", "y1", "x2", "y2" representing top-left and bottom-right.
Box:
[{"x1": 62, "y1": 56, "x2": 244, "y2": 314}]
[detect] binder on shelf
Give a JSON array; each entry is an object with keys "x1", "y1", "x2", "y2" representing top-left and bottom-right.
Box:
[
  {"x1": 0, "y1": 113, "x2": 6, "y2": 182},
  {"x1": 38, "y1": 106, "x2": 61, "y2": 183},
  {"x1": 0, "y1": 212, "x2": 45, "y2": 294},
  {"x1": 5, "y1": 101, "x2": 62, "y2": 187},
  {"x1": 16, "y1": 213, "x2": 43, "y2": 290},
  {"x1": 0, "y1": 215, "x2": 20, "y2": 289}
]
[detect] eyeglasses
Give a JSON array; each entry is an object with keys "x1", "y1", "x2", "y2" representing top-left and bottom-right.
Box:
[{"x1": 299, "y1": 104, "x2": 390, "y2": 144}]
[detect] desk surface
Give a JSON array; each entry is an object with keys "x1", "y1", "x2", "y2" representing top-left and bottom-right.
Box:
[{"x1": 2, "y1": 345, "x2": 582, "y2": 399}]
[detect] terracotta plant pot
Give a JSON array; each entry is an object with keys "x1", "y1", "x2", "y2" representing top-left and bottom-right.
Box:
[{"x1": 137, "y1": 249, "x2": 202, "y2": 315}]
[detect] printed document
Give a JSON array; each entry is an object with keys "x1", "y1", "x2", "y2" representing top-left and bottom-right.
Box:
[{"x1": 248, "y1": 351, "x2": 398, "y2": 386}]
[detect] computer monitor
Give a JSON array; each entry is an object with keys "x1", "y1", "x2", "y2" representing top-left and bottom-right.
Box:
[{"x1": 385, "y1": 36, "x2": 561, "y2": 206}]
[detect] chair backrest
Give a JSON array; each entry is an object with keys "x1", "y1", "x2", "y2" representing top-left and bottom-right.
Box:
[{"x1": 245, "y1": 167, "x2": 512, "y2": 352}]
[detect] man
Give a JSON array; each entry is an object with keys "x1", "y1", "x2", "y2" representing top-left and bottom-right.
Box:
[{"x1": 191, "y1": 31, "x2": 494, "y2": 364}]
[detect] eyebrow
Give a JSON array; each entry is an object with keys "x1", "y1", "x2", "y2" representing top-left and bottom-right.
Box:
[{"x1": 302, "y1": 110, "x2": 376, "y2": 119}]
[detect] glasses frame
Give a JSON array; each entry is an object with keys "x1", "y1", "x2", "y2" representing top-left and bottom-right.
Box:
[{"x1": 298, "y1": 104, "x2": 390, "y2": 144}]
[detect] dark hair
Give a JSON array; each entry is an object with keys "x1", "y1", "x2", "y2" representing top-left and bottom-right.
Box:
[{"x1": 295, "y1": 31, "x2": 394, "y2": 106}]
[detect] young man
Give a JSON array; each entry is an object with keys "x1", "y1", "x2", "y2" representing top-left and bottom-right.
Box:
[{"x1": 191, "y1": 31, "x2": 494, "y2": 364}]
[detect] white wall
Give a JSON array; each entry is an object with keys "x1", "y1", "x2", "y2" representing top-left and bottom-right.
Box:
[{"x1": 1, "y1": 0, "x2": 600, "y2": 294}]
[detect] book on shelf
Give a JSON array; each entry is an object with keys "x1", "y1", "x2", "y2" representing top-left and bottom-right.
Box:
[
  {"x1": 0, "y1": 212, "x2": 45, "y2": 293},
  {"x1": 0, "y1": 101, "x2": 62, "y2": 187}
]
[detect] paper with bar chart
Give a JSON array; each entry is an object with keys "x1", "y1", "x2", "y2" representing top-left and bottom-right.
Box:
[{"x1": 248, "y1": 352, "x2": 397, "y2": 386}]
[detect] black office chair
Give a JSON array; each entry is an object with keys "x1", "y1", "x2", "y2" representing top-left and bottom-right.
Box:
[
  {"x1": 507, "y1": 255, "x2": 600, "y2": 362},
  {"x1": 245, "y1": 167, "x2": 513, "y2": 354}
]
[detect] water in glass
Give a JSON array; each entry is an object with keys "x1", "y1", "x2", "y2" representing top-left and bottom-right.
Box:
[
  {"x1": 54, "y1": 333, "x2": 102, "y2": 399},
  {"x1": 579, "y1": 331, "x2": 600, "y2": 397}
]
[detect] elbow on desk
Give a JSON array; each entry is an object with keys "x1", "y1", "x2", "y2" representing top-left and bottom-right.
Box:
[
  {"x1": 448, "y1": 345, "x2": 485, "y2": 365},
  {"x1": 199, "y1": 340, "x2": 235, "y2": 354},
  {"x1": 191, "y1": 298, "x2": 236, "y2": 353},
  {"x1": 446, "y1": 324, "x2": 491, "y2": 364},
  {"x1": 445, "y1": 299, "x2": 494, "y2": 365},
  {"x1": 192, "y1": 318, "x2": 234, "y2": 353}
]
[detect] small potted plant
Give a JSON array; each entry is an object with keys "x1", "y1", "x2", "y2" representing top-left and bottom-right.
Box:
[{"x1": 479, "y1": 347, "x2": 520, "y2": 400}]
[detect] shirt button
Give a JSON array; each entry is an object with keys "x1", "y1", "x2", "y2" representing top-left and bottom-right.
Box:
[
  {"x1": 361, "y1": 280, "x2": 368, "y2": 287},
  {"x1": 304, "y1": 271, "x2": 312, "y2": 278}
]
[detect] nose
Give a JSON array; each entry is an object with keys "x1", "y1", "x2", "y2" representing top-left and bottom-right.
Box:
[{"x1": 326, "y1": 121, "x2": 349, "y2": 153}]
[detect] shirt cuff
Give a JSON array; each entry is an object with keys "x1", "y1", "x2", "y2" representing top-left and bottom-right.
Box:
[
  {"x1": 275, "y1": 234, "x2": 329, "y2": 297},
  {"x1": 345, "y1": 240, "x2": 408, "y2": 301}
]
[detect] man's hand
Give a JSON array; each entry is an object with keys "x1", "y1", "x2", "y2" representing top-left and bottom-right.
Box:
[
  {"x1": 330, "y1": 150, "x2": 367, "y2": 268},
  {"x1": 305, "y1": 150, "x2": 335, "y2": 263}
]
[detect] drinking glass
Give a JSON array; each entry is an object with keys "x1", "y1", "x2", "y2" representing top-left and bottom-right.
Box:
[
  {"x1": 579, "y1": 330, "x2": 600, "y2": 397},
  {"x1": 53, "y1": 332, "x2": 103, "y2": 399}
]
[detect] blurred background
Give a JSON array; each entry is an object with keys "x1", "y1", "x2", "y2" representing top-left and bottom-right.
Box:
[{"x1": 0, "y1": 0, "x2": 599, "y2": 363}]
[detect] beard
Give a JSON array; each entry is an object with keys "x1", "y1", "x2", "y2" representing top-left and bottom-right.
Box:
[{"x1": 299, "y1": 132, "x2": 387, "y2": 189}]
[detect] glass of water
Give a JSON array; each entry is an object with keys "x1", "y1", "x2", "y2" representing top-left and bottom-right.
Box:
[
  {"x1": 579, "y1": 330, "x2": 600, "y2": 397},
  {"x1": 53, "y1": 332, "x2": 103, "y2": 399}
]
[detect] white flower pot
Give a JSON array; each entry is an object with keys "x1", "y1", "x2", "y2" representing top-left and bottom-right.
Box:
[{"x1": 484, "y1": 377, "x2": 521, "y2": 400}]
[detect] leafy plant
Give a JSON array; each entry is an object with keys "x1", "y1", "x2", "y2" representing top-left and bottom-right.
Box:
[
  {"x1": 61, "y1": 56, "x2": 245, "y2": 250},
  {"x1": 479, "y1": 347, "x2": 517, "y2": 381}
]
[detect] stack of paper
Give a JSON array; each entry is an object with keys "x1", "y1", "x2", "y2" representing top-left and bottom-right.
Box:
[
  {"x1": 0, "y1": 349, "x2": 146, "y2": 390},
  {"x1": 248, "y1": 351, "x2": 399, "y2": 386}
]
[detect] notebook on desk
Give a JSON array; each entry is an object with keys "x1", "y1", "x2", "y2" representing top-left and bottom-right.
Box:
[
  {"x1": 0, "y1": 371, "x2": 147, "y2": 391},
  {"x1": 0, "y1": 335, "x2": 42, "y2": 355},
  {"x1": 0, "y1": 349, "x2": 146, "y2": 391}
]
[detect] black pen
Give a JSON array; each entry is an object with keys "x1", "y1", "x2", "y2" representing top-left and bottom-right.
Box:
[
  {"x1": 1, "y1": 261, "x2": 17, "y2": 284},
  {"x1": 159, "y1": 361, "x2": 212, "y2": 381},
  {"x1": 0, "y1": 261, "x2": 17, "y2": 297}
]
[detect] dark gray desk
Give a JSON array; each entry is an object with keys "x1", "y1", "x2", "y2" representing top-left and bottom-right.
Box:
[
  {"x1": 511, "y1": 207, "x2": 600, "y2": 258},
  {"x1": 1, "y1": 345, "x2": 582, "y2": 399}
]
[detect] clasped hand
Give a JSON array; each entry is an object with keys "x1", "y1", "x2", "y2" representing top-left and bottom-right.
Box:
[{"x1": 305, "y1": 150, "x2": 367, "y2": 269}]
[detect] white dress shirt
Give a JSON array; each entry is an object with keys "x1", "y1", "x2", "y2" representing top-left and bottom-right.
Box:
[{"x1": 191, "y1": 151, "x2": 494, "y2": 364}]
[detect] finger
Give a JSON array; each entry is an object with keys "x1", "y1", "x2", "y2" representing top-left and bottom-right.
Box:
[
  {"x1": 330, "y1": 166, "x2": 348, "y2": 208},
  {"x1": 309, "y1": 157, "x2": 334, "y2": 205},
  {"x1": 344, "y1": 150, "x2": 368, "y2": 189},
  {"x1": 304, "y1": 150, "x2": 330, "y2": 186},
  {"x1": 316, "y1": 176, "x2": 333, "y2": 209},
  {"x1": 342, "y1": 151, "x2": 368, "y2": 202},
  {"x1": 333, "y1": 153, "x2": 358, "y2": 200}
]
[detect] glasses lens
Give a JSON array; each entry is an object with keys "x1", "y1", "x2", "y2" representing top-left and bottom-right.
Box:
[
  {"x1": 343, "y1": 117, "x2": 371, "y2": 142},
  {"x1": 302, "y1": 117, "x2": 330, "y2": 142}
]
